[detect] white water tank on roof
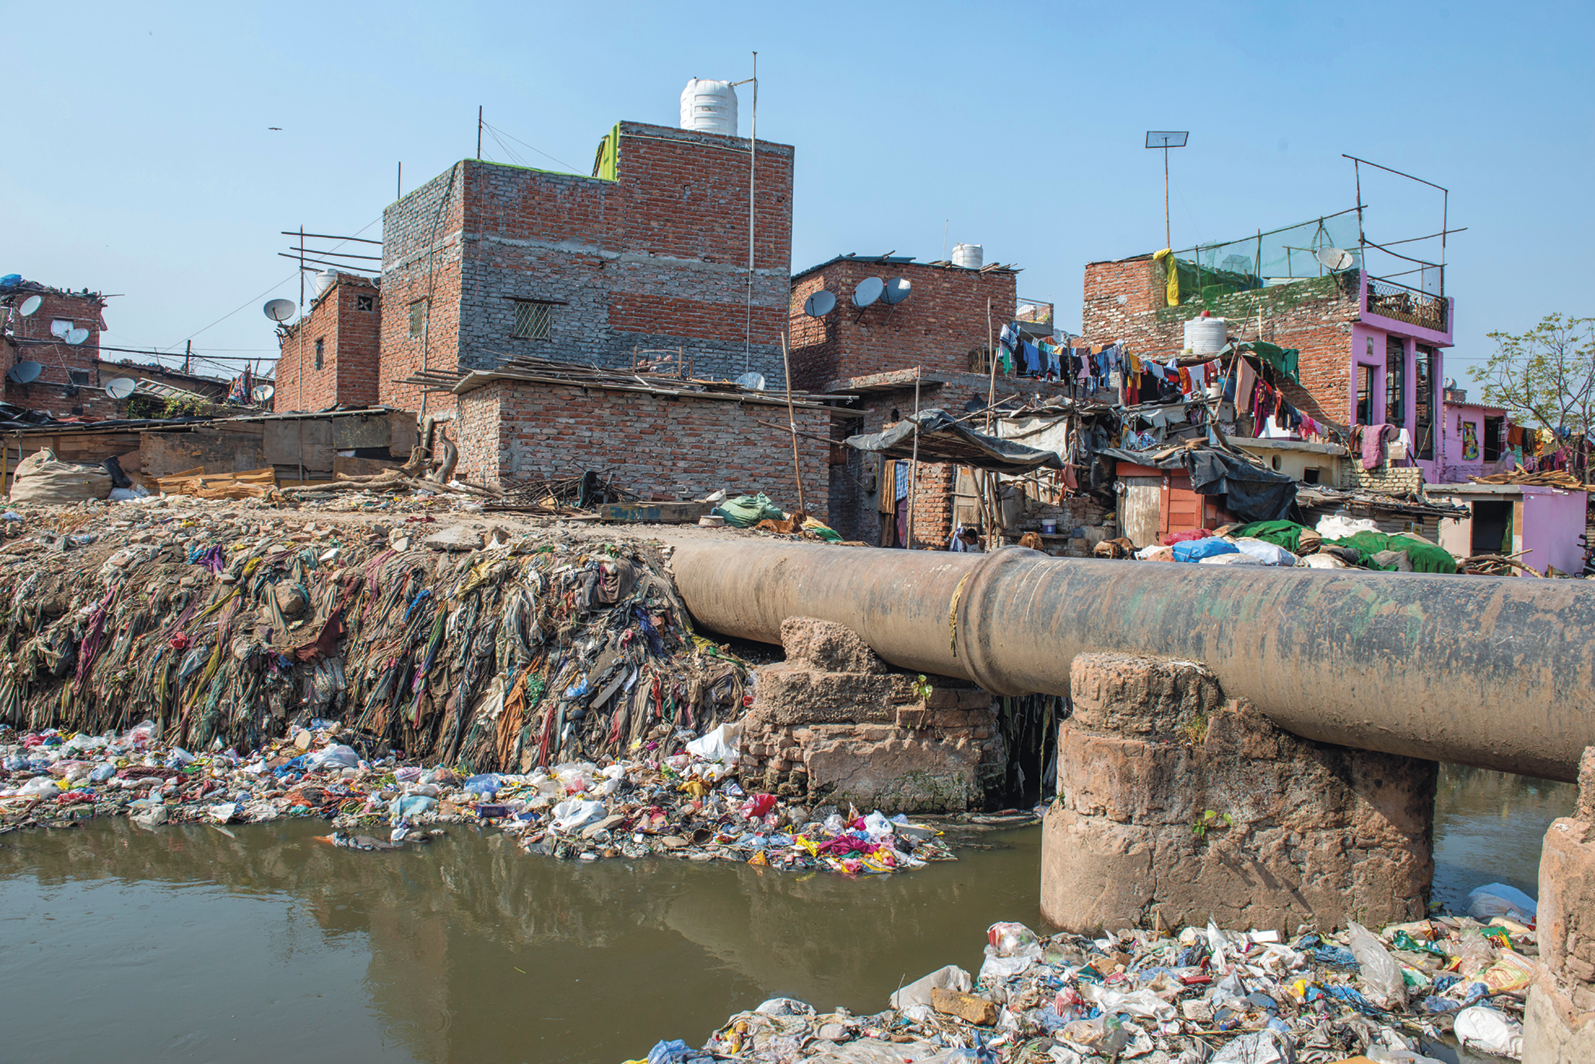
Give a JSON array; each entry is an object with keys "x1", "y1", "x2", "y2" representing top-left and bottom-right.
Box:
[
  {"x1": 680, "y1": 79, "x2": 738, "y2": 136},
  {"x1": 1183, "y1": 316, "x2": 1227, "y2": 355},
  {"x1": 311, "y1": 270, "x2": 336, "y2": 300},
  {"x1": 952, "y1": 243, "x2": 983, "y2": 269}
]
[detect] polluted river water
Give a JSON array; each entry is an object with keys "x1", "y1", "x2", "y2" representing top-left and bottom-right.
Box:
[{"x1": 0, "y1": 765, "x2": 1573, "y2": 1063}]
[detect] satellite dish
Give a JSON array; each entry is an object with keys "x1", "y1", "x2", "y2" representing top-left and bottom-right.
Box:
[
  {"x1": 105, "y1": 377, "x2": 136, "y2": 400},
  {"x1": 263, "y1": 298, "x2": 297, "y2": 322},
  {"x1": 852, "y1": 277, "x2": 884, "y2": 308},
  {"x1": 803, "y1": 290, "x2": 837, "y2": 317},
  {"x1": 252, "y1": 383, "x2": 275, "y2": 403},
  {"x1": 1314, "y1": 246, "x2": 1355, "y2": 272},
  {"x1": 50, "y1": 319, "x2": 71, "y2": 338},
  {"x1": 16, "y1": 295, "x2": 42, "y2": 317},
  {"x1": 883, "y1": 278, "x2": 912, "y2": 305},
  {"x1": 66, "y1": 327, "x2": 90, "y2": 346},
  {"x1": 735, "y1": 372, "x2": 766, "y2": 391},
  {"x1": 7, "y1": 361, "x2": 42, "y2": 384}
]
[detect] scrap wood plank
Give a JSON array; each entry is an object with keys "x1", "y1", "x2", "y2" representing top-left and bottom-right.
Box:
[
  {"x1": 156, "y1": 467, "x2": 277, "y2": 498},
  {"x1": 594, "y1": 500, "x2": 710, "y2": 524}
]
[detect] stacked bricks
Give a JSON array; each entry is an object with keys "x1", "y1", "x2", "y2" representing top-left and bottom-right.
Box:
[
  {"x1": 379, "y1": 123, "x2": 796, "y2": 414},
  {"x1": 454, "y1": 376, "x2": 828, "y2": 515},
  {"x1": 274, "y1": 274, "x2": 381, "y2": 413},
  {"x1": 787, "y1": 261, "x2": 1017, "y2": 393}
]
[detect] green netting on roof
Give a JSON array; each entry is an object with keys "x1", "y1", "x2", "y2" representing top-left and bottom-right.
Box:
[{"x1": 1167, "y1": 210, "x2": 1363, "y2": 305}]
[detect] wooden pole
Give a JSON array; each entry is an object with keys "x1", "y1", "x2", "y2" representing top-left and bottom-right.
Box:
[
  {"x1": 906, "y1": 370, "x2": 921, "y2": 549},
  {"x1": 780, "y1": 331, "x2": 806, "y2": 516},
  {"x1": 984, "y1": 297, "x2": 1000, "y2": 549}
]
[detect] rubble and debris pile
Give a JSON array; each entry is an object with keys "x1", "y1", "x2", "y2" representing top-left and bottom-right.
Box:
[
  {"x1": 635, "y1": 914, "x2": 1538, "y2": 1063},
  {"x1": 0, "y1": 506, "x2": 747, "y2": 771},
  {"x1": 0, "y1": 716, "x2": 956, "y2": 873}
]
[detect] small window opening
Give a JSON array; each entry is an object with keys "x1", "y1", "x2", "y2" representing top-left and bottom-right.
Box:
[
  {"x1": 356, "y1": 294, "x2": 375, "y2": 312},
  {"x1": 1303, "y1": 467, "x2": 1322, "y2": 484},
  {"x1": 408, "y1": 299, "x2": 428, "y2": 340},
  {"x1": 315, "y1": 338, "x2": 325, "y2": 370},
  {"x1": 512, "y1": 300, "x2": 554, "y2": 341}
]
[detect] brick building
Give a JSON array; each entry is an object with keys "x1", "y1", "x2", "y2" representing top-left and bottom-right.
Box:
[
  {"x1": 1080, "y1": 249, "x2": 1455, "y2": 483},
  {"x1": 452, "y1": 369, "x2": 829, "y2": 514},
  {"x1": 1, "y1": 281, "x2": 120, "y2": 419},
  {"x1": 380, "y1": 122, "x2": 795, "y2": 416},
  {"x1": 274, "y1": 272, "x2": 381, "y2": 412},
  {"x1": 787, "y1": 256, "x2": 1018, "y2": 392},
  {"x1": 784, "y1": 255, "x2": 1084, "y2": 545}
]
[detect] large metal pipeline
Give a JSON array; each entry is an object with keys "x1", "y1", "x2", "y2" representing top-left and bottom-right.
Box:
[{"x1": 669, "y1": 542, "x2": 1595, "y2": 782}]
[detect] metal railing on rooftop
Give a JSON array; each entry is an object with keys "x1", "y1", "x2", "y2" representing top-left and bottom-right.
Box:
[{"x1": 1365, "y1": 275, "x2": 1448, "y2": 333}]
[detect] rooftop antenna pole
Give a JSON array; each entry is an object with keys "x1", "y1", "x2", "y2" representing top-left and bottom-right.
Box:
[
  {"x1": 477, "y1": 106, "x2": 483, "y2": 160},
  {"x1": 184, "y1": 340, "x2": 191, "y2": 375},
  {"x1": 733, "y1": 53, "x2": 759, "y2": 373},
  {"x1": 1145, "y1": 132, "x2": 1189, "y2": 249},
  {"x1": 298, "y1": 225, "x2": 305, "y2": 415},
  {"x1": 397, "y1": 161, "x2": 402, "y2": 200}
]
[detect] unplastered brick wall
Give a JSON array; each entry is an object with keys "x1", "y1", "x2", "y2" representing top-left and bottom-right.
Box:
[
  {"x1": 1081, "y1": 260, "x2": 1361, "y2": 425},
  {"x1": 787, "y1": 261, "x2": 1017, "y2": 392},
  {"x1": 382, "y1": 124, "x2": 795, "y2": 406},
  {"x1": 2, "y1": 288, "x2": 107, "y2": 411},
  {"x1": 275, "y1": 276, "x2": 381, "y2": 413},
  {"x1": 380, "y1": 164, "x2": 467, "y2": 415},
  {"x1": 455, "y1": 377, "x2": 829, "y2": 514}
]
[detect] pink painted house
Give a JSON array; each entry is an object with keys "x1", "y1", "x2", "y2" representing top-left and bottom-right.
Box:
[{"x1": 1346, "y1": 273, "x2": 1454, "y2": 483}]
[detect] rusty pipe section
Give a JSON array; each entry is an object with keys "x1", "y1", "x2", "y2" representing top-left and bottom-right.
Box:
[{"x1": 670, "y1": 541, "x2": 1595, "y2": 781}]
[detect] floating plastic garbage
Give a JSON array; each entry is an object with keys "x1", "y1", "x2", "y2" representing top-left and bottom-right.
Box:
[
  {"x1": 1454, "y1": 1005, "x2": 1524, "y2": 1057},
  {"x1": 1465, "y1": 882, "x2": 1538, "y2": 924}
]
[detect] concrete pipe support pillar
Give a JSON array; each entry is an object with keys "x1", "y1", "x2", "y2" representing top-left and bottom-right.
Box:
[
  {"x1": 1041, "y1": 653, "x2": 1436, "y2": 935},
  {"x1": 1524, "y1": 747, "x2": 1595, "y2": 1063}
]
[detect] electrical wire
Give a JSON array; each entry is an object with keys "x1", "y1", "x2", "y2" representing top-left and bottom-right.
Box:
[
  {"x1": 482, "y1": 121, "x2": 582, "y2": 174},
  {"x1": 160, "y1": 215, "x2": 383, "y2": 353}
]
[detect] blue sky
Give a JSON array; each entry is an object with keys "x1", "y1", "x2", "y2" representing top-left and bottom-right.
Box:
[{"x1": 4, "y1": 1, "x2": 1589, "y2": 385}]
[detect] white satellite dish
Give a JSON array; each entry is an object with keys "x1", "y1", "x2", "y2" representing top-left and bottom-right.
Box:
[
  {"x1": 50, "y1": 319, "x2": 71, "y2": 338},
  {"x1": 7, "y1": 361, "x2": 42, "y2": 384},
  {"x1": 852, "y1": 277, "x2": 884, "y2": 308},
  {"x1": 263, "y1": 298, "x2": 297, "y2": 322},
  {"x1": 883, "y1": 278, "x2": 912, "y2": 305},
  {"x1": 803, "y1": 290, "x2": 837, "y2": 317},
  {"x1": 66, "y1": 327, "x2": 90, "y2": 345},
  {"x1": 252, "y1": 383, "x2": 275, "y2": 403},
  {"x1": 735, "y1": 372, "x2": 766, "y2": 391},
  {"x1": 104, "y1": 377, "x2": 136, "y2": 400},
  {"x1": 1314, "y1": 246, "x2": 1355, "y2": 272},
  {"x1": 16, "y1": 295, "x2": 42, "y2": 317}
]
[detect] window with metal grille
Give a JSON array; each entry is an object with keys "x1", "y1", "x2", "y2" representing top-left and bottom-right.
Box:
[
  {"x1": 356, "y1": 294, "x2": 374, "y2": 312},
  {"x1": 315, "y1": 339, "x2": 324, "y2": 370},
  {"x1": 512, "y1": 300, "x2": 554, "y2": 340},
  {"x1": 408, "y1": 299, "x2": 428, "y2": 340}
]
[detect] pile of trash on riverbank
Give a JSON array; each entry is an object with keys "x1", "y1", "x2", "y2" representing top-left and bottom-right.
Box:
[
  {"x1": 637, "y1": 913, "x2": 1538, "y2": 1063},
  {"x1": 0, "y1": 718, "x2": 959, "y2": 873},
  {"x1": 0, "y1": 502, "x2": 747, "y2": 769}
]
